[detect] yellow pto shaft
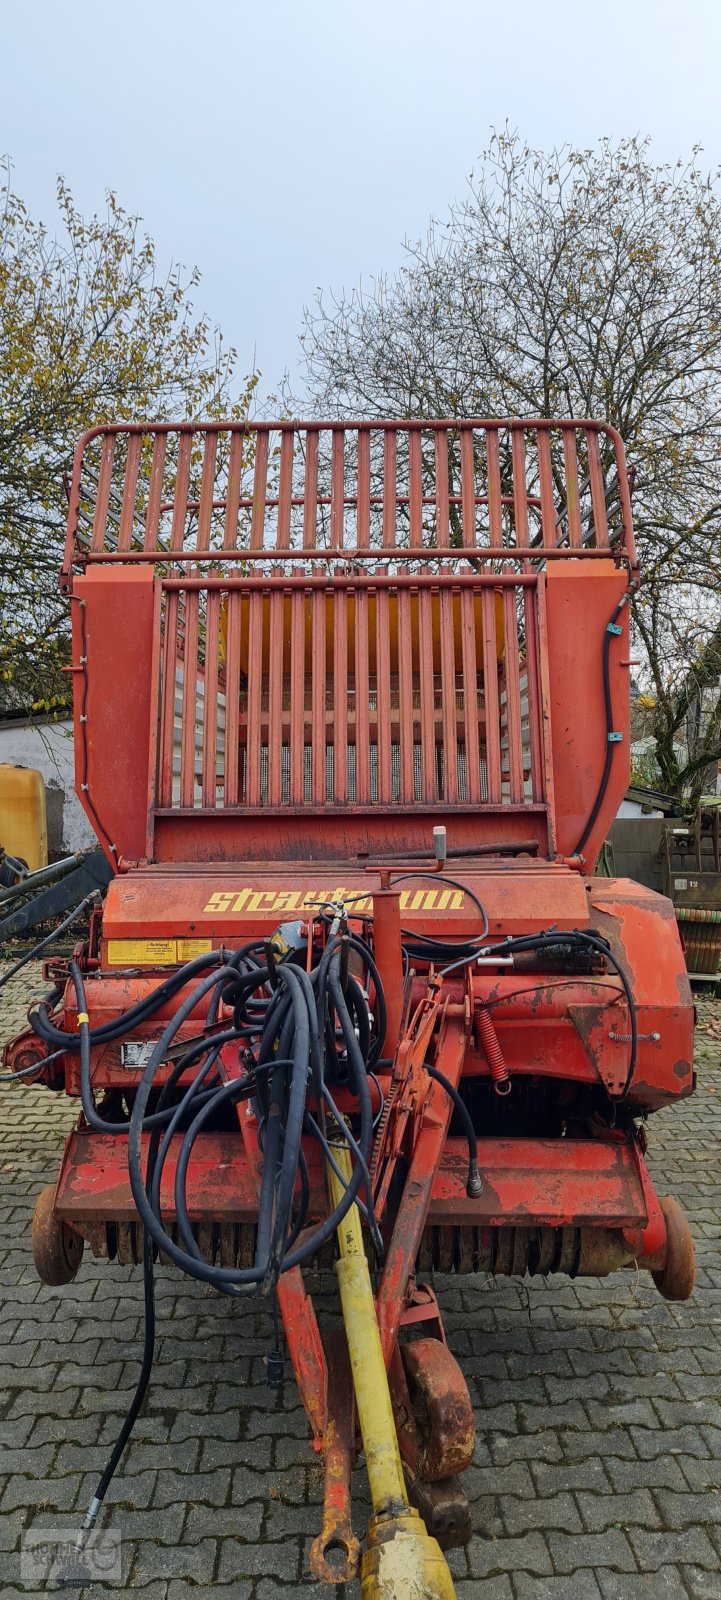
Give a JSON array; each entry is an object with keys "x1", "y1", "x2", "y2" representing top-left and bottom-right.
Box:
[{"x1": 327, "y1": 1144, "x2": 457, "y2": 1600}]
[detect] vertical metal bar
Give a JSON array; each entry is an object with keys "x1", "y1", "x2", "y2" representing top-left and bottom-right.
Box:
[
  {"x1": 613, "y1": 433, "x2": 637, "y2": 567},
  {"x1": 439, "y1": 587, "x2": 458, "y2": 802},
  {"x1": 460, "y1": 427, "x2": 476, "y2": 548},
  {"x1": 482, "y1": 588, "x2": 501, "y2": 804},
  {"x1": 290, "y1": 589, "x2": 305, "y2": 805},
  {"x1": 197, "y1": 433, "x2": 218, "y2": 552},
  {"x1": 277, "y1": 429, "x2": 294, "y2": 550},
  {"x1": 434, "y1": 429, "x2": 450, "y2": 550},
  {"x1": 357, "y1": 428, "x2": 371, "y2": 548},
  {"x1": 246, "y1": 589, "x2": 264, "y2": 805},
  {"x1": 145, "y1": 579, "x2": 164, "y2": 858},
  {"x1": 251, "y1": 429, "x2": 269, "y2": 550},
  {"x1": 537, "y1": 430, "x2": 557, "y2": 549},
  {"x1": 159, "y1": 587, "x2": 179, "y2": 807},
  {"x1": 486, "y1": 428, "x2": 504, "y2": 549},
  {"x1": 536, "y1": 576, "x2": 557, "y2": 853},
  {"x1": 418, "y1": 588, "x2": 436, "y2": 802},
  {"x1": 117, "y1": 433, "x2": 141, "y2": 552},
  {"x1": 355, "y1": 586, "x2": 370, "y2": 803},
  {"x1": 460, "y1": 588, "x2": 481, "y2": 803},
  {"x1": 143, "y1": 433, "x2": 167, "y2": 552},
  {"x1": 586, "y1": 429, "x2": 610, "y2": 547},
  {"x1": 180, "y1": 587, "x2": 199, "y2": 808},
  {"x1": 223, "y1": 430, "x2": 243, "y2": 550},
  {"x1": 91, "y1": 434, "x2": 115, "y2": 551},
  {"x1": 503, "y1": 587, "x2": 524, "y2": 804},
  {"x1": 563, "y1": 430, "x2": 583, "y2": 548},
  {"x1": 376, "y1": 589, "x2": 392, "y2": 801},
  {"x1": 311, "y1": 589, "x2": 326, "y2": 805},
  {"x1": 397, "y1": 586, "x2": 415, "y2": 802},
  {"x1": 223, "y1": 589, "x2": 241, "y2": 806},
  {"x1": 333, "y1": 586, "x2": 348, "y2": 802},
  {"x1": 511, "y1": 427, "x2": 529, "y2": 552},
  {"x1": 304, "y1": 428, "x2": 319, "y2": 549},
  {"x1": 331, "y1": 428, "x2": 345, "y2": 549},
  {"x1": 523, "y1": 585, "x2": 545, "y2": 803},
  {"x1": 267, "y1": 589, "x2": 284, "y2": 805},
  {"x1": 409, "y1": 429, "x2": 423, "y2": 547},
  {"x1": 383, "y1": 430, "x2": 397, "y2": 548},
  {"x1": 171, "y1": 433, "x2": 192, "y2": 552},
  {"x1": 202, "y1": 589, "x2": 220, "y2": 806}
]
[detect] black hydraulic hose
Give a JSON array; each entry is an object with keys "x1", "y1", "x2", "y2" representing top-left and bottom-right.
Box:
[
  {"x1": 482, "y1": 928, "x2": 637, "y2": 1099},
  {"x1": 251, "y1": 1063, "x2": 286, "y2": 1276},
  {"x1": 70, "y1": 962, "x2": 250, "y2": 1136},
  {"x1": 0, "y1": 891, "x2": 101, "y2": 994},
  {"x1": 347, "y1": 936, "x2": 386, "y2": 1067},
  {"x1": 32, "y1": 942, "x2": 268, "y2": 1053},
  {"x1": 284, "y1": 1144, "x2": 310, "y2": 1253},
  {"x1": 572, "y1": 593, "x2": 629, "y2": 860},
  {"x1": 32, "y1": 949, "x2": 226, "y2": 1049},
  {"x1": 424, "y1": 1063, "x2": 482, "y2": 1198},
  {"x1": 391, "y1": 872, "x2": 490, "y2": 946},
  {"x1": 150, "y1": 1040, "x2": 231, "y2": 1221},
  {"x1": 263, "y1": 967, "x2": 315, "y2": 1292},
  {"x1": 70, "y1": 1125, "x2": 160, "y2": 1559},
  {"x1": 128, "y1": 974, "x2": 372, "y2": 1288}
]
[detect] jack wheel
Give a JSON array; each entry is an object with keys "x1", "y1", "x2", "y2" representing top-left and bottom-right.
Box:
[
  {"x1": 32, "y1": 1185, "x2": 84, "y2": 1286},
  {"x1": 652, "y1": 1195, "x2": 695, "y2": 1302}
]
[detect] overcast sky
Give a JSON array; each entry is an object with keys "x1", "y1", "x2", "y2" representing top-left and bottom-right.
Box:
[{"x1": 3, "y1": 0, "x2": 721, "y2": 405}]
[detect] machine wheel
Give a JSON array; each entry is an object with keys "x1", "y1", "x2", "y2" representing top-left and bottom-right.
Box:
[
  {"x1": 32, "y1": 1185, "x2": 84, "y2": 1286},
  {"x1": 652, "y1": 1195, "x2": 695, "y2": 1302}
]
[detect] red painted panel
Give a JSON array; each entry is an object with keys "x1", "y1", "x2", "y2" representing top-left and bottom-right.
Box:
[{"x1": 72, "y1": 567, "x2": 156, "y2": 867}]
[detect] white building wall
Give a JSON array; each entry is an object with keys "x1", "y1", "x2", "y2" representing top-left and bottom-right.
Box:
[{"x1": 0, "y1": 720, "x2": 95, "y2": 856}]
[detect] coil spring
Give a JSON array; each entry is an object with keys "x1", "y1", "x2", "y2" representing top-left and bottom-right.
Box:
[{"x1": 478, "y1": 1004, "x2": 511, "y2": 1095}]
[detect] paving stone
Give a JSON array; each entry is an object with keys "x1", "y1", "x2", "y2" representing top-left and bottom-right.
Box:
[
  {"x1": 513, "y1": 1575, "x2": 604, "y2": 1600},
  {"x1": 597, "y1": 1570, "x2": 687, "y2": 1598},
  {"x1": 628, "y1": 1526, "x2": 719, "y2": 1571},
  {"x1": 466, "y1": 1531, "x2": 554, "y2": 1578},
  {"x1": 680, "y1": 1569, "x2": 721, "y2": 1598},
  {"x1": 501, "y1": 1492, "x2": 582, "y2": 1537},
  {"x1": 547, "y1": 1531, "x2": 637, "y2": 1575},
  {"x1": 218, "y1": 1536, "x2": 302, "y2": 1580},
  {"x1": 575, "y1": 1489, "x2": 661, "y2": 1534}
]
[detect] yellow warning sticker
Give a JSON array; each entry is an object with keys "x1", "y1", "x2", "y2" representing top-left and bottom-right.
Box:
[
  {"x1": 106, "y1": 939, "x2": 212, "y2": 967},
  {"x1": 176, "y1": 938, "x2": 214, "y2": 961}
]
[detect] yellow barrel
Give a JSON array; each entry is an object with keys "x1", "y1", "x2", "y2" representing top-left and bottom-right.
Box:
[{"x1": 0, "y1": 766, "x2": 48, "y2": 870}]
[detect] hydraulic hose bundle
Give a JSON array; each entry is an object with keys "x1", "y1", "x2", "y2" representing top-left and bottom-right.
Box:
[{"x1": 30, "y1": 931, "x2": 386, "y2": 1566}]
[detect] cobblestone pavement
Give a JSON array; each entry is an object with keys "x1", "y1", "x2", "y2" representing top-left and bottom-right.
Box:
[{"x1": 1, "y1": 966, "x2": 721, "y2": 1599}]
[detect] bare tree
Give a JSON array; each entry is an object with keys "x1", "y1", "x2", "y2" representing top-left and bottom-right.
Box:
[{"x1": 297, "y1": 131, "x2": 721, "y2": 802}]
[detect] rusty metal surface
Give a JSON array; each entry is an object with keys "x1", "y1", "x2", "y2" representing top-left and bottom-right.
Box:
[
  {"x1": 309, "y1": 1330, "x2": 361, "y2": 1584},
  {"x1": 652, "y1": 1194, "x2": 696, "y2": 1302},
  {"x1": 396, "y1": 1338, "x2": 475, "y2": 1483}
]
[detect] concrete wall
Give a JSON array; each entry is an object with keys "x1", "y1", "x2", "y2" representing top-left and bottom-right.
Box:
[{"x1": 0, "y1": 719, "x2": 95, "y2": 857}]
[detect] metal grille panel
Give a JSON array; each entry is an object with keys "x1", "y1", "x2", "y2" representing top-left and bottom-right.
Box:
[
  {"x1": 156, "y1": 573, "x2": 548, "y2": 814},
  {"x1": 64, "y1": 418, "x2": 635, "y2": 576}
]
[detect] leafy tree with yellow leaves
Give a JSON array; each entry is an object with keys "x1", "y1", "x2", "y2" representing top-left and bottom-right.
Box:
[{"x1": 0, "y1": 160, "x2": 257, "y2": 713}]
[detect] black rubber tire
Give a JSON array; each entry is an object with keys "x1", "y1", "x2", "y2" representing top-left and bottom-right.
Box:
[
  {"x1": 32, "y1": 1184, "x2": 84, "y2": 1286},
  {"x1": 652, "y1": 1195, "x2": 695, "y2": 1302}
]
